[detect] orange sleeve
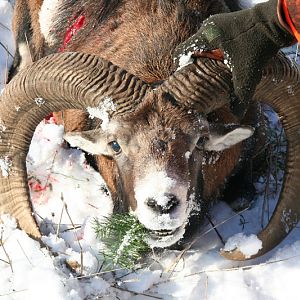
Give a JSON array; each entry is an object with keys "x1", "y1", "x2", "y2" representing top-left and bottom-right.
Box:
[{"x1": 282, "y1": 0, "x2": 300, "y2": 42}]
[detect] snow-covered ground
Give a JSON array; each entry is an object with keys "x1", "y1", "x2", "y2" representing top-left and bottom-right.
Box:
[{"x1": 1, "y1": 0, "x2": 300, "y2": 299}]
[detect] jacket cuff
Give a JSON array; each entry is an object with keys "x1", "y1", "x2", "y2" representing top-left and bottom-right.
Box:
[{"x1": 280, "y1": 0, "x2": 300, "y2": 42}]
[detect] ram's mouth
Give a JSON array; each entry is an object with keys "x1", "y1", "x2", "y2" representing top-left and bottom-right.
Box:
[
  {"x1": 149, "y1": 227, "x2": 179, "y2": 238},
  {"x1": 146, "y1": 224, "x2": 187, "y2": 248}
]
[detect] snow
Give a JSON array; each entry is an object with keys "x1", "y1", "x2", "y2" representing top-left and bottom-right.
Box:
[
  {"x1": 1, "y1": 1, "x2": 300, "y2": 299},
  {"x1": 123, "y1": 269, "x2": 162, "y2": 293},
  {"x1": 87, "y1": 97, "x2": 116, "y2": 130},
  {"x1": 27, "y1": 119, "x2": 114, "y2": 226},
  {"x1": 135, "y1": 170, "x2": 178, "y2": 208},
  {"x1": 0, "y1": 156, "x2": 12, "y2": 177},
  {"x1": 133, "y1": 169, "x2": 190, "y2": 244},
  {"x1": 34, "y1": 97, "x2": 46, "y2": 107},
  {"x1": 222, "y1": 233, "x2": 262, "y2": 258},
  {"x1": 176, "y1": 51, "x2": 194, "y2": 71}
]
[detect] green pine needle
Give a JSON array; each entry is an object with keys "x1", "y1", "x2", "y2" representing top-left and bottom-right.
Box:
[{"x1": 94, "y1": 214, "x2": 151, "y2": 269}]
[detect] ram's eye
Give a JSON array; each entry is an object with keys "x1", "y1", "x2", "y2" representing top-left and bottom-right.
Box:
[
  {"x1": 197, "y1": 136, "x2": 209, "y2": 145},
  {"x1": 109, "y1": 141, "x2": 121, "y2": 153}
]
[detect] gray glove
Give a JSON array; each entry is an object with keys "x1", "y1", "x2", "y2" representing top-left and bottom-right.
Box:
[{"x1": 174, "y1": 0, "x2": 294, "y2": 118}]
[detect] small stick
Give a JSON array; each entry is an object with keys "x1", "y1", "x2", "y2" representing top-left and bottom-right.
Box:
[
  {"x1": 56, "y1": 201, "x2": 65, "y2": 238},
  {"x1": 205, "y1": 213, "x2": 225, "y2": 246},
  {"x1": 60, "y1": 225, "x2": 82, "y2": 233},
  {"x1": 0, "y1": 258, "x2": 9, "y2": 264},
  {"x1": 153, "y1": 253, "x2": 300, "y2": 290},
  {"x1": 45, "y1": 150, "x2": 58, "y2": 187},
  {"x1": 0, "y1": 289, "x2": 28, "y2": 297},
  {"x1": 16, "y1": 239, "x2": 33, "y2": 266},
  {"x1": 0, "y1": 230, "x2": 13, "y2": 273},
  {"x1": 60, "y1": 193, "x2": 84, "y2": 275},
  {"x1": 178, "y1": 253, "x2": 300, "y2": 279},
  {"x1": 76, "y1": 266, "x2": 134, "y2": 279},
  {"x1": 51, "y1": 172, "x2": 88, "y2": 182},
  {"x1": 0, "y1": 21, "x2": 10, "y2": 31},
  {"x1": 111, "y1": 285, "x2": 163, "y2": 300},
  {"x1": 4, "y1": 44, "x2": 10, "y2": 86},
  {"x1": 24, "y1": 32, "x2": 33, "y2": 63},
  {"x1": 0, "y1": 42, "x2": 14, "y2": 58},
  {"x1": 204, "y1": 274, "x2": 208, "y2": 300}
]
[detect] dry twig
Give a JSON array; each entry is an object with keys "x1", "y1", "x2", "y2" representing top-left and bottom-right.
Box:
[
  {"x1": 0, "y1": 21, "x2": 10, "y2": 31},
  {"x1": 112, "y1": 285, "x2": 163, "y2": 300},
  {"x1": 60, "y1": 193, "x2": 84, "y2": 275},
  {"x1": 0, "y1": 230, "x2": 13, "y2": 273},
  {"x1": 0, "y1": 289, "x2": 28, "y2": 297},
  {"x1": 175, "y1": 253, "x2": 300, "y2": 279},
  {"x1": 205, "y1": 213, "x2": 225, "y2": 246},
  {"x1": 0, "y1": 258, "x2": 9, "y2": 265},
  {"x1": 56, "y1": 200, "x2": 65, "y2": 238},
  {"x1": 76, "y1": 267, "x2": 132, "y2": 279},
  {"x1": 204, "y1": 274, "x2": 208, "y2": 300},
  {"x1": 24, "y1": 32, "x2": 33, "y2": 63},
  {"x1": 0, "y1": 42, "x2": 13, "y2": 58},
  {"x1": 16, "y1": 239, "x2": 33, "y2": 266}
]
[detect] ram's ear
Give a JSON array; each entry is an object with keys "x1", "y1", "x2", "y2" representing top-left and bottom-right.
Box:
[
  {"x1": 204, "y1": 124, "x2": 254, "y2": 152},
  {"x1": 64, "y1": 129, "x2": 110, "y2": 155}
]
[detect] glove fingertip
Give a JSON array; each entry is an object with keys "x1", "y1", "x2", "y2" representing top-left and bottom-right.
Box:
[{"x1": 229, "y1": 91, "x2": 252, "y2": 120}]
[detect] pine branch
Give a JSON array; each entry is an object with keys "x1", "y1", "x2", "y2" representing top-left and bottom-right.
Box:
[{"x1": 94, "y1": 214, "x2": 151, "y2": 269}]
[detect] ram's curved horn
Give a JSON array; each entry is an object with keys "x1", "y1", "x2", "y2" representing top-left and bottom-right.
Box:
[
  {"x1": 0, "y1": 52, "x2": 150, "y2": 238},
  {"x1": 221, "y1": 54, "x2": 300, "y2": 260},
  {"x1": 160, "y1": 58, "x2": 233, "y2": 113},
  {"x1": 161, "y1": 53, "x2": 300, "y2": 260}
]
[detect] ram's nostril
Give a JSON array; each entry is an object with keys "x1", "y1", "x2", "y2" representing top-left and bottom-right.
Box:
[
  {"x1": 164, "y1": 193, "x2": 179, "y2": 211},
  {"x1": 146, "y1": 194, "x2": 179, "y2": 214},
  {"x1": 146, "y1": 198, "x2": 157, "y2": 208},
  {"x1": 165, "y1": 193, "x2": 179, "y2": 204}
]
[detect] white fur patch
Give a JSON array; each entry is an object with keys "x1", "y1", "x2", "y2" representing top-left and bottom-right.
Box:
[
  {"x1": 134, "y1": 170, "x2": 188, "y2": 232},
  {"x1": 39, "y1": 0, "x2": 62, "y2": 46},
  {"x1": 205, "y1": 127, "x2": 253, "y2": 152},
  {"x1": 18, "y1": 42, "x2": 32, "y2": 70}
]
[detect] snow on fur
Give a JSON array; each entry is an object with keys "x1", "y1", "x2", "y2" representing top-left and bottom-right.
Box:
[{"x1": 87, "y1": 97, "x2": 116, "y2": 130}]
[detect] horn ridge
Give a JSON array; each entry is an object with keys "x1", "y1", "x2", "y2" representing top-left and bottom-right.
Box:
[
  {"x1": 160, "y1": 57, "x2": 232, "y2": 113},
  {"x1": 0, "y1": 52, "x2": 150, "y2": 237}
]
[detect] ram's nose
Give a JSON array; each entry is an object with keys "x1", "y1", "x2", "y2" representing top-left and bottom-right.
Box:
[{"x1": 146, "y1": 193, "x2": 179, "y2": 214}]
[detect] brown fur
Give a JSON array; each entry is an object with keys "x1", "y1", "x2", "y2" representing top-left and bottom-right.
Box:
[{"x1": 11, "y1": 0, "x2": 260, "y2": 222}]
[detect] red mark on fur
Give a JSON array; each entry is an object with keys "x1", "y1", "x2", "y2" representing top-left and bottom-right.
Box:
[
  {"x1": 45, "y1": 113, "x2": 57, "y2": 124},
  {"x1": 59, "y1": 15, "x2": 85, "y2": 52}
]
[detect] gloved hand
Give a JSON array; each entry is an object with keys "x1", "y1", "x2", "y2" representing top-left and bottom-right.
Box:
[{"x1": 174, "y1": 0, "x2": 295, "y2": 118}]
